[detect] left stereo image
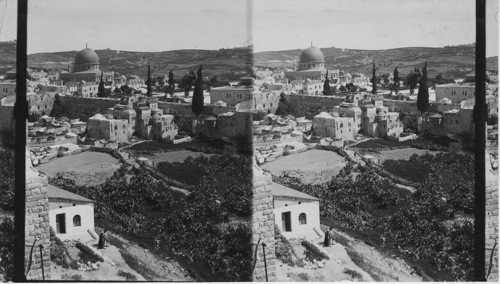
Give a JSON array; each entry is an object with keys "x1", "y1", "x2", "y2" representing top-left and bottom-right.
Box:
[{"x1": 1, "y1": 0, "x2": 255, "y2": 281}]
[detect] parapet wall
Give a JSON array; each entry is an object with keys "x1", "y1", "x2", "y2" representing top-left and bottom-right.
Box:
[
  {"x1": 0, "y1": 104, "x2": 14, "y2": 132},
  {"x1": 252, "y1": 165, "x2": 276, "y2": 281},
  {"x1": 486, "y1": 154, "x2": 498, "y2": 281},
  {"x1": 25, "y1": 148, "x2": 51, "y2": 280}
]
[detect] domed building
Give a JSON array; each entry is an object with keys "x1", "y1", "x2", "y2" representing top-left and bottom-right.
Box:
[
  {"x1": 60, "y1": 46, "x2": 114, "y2": 96},
  {"x1": 74, "y1": 48, "x2": 100, "y2": 72},
  {"x1": 298, "y1": 46, "x2": 325, "y2": 71},
  {"x1": 284, "y1": 44, "x2": 340, "y2": 95}
]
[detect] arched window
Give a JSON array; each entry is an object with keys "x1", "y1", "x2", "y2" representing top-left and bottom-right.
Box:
[
  {"x1": 299, "y1": 213, "x2": 307, "y2": 224},
  {"x1": 73, "y1": 215, "x2": 81, "y2": 227}
]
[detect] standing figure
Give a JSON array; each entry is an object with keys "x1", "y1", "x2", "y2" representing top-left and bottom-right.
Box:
[
  {"x1": 324, "y1": 227, "x2": 332, "y2": 247},
  {"x1": 98, "y1": 229, "x2": 108, "y2": 249}
]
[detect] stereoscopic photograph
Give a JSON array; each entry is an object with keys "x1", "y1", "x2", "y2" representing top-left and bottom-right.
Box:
[{"x1": 0, "y1": 0, "x2": 498, "y2": 282}]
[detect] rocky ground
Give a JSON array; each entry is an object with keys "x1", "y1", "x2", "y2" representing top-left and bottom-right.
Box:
[
  {"x1": 276, "y1": 226, "x2": 424, "y2": 282},
  {"x1": 50, "y1": 230, "x2": 193, "y2": 281}
]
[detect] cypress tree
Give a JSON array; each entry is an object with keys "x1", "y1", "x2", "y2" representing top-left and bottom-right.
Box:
[
  {"x1": 371, "y1": 61, "x2": 377, "y2": 95},
  {"x1": 146, "y1": 62, "x2": 152, "y2": 97},
  {"x1": 168, "y1": 69, "x2": 175, "y2": 95},
  {"x1": 97, "y1": 72, "x2": 106, "y2": 97},
  {"x1": 393, "y1": 67, "x2": 400, "y2": 88},
  {"x1": 191, "y1": 65, "x2": 204, "y2": 116},
  {"x1": 417, "y1": 62, "x2": 429, "y2": 113},
  {"x1": 323, "y1": 71, "x2": 331, "y2": 96}
]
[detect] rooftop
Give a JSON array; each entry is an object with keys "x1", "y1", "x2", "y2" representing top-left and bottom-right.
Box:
[
  {"x1": 271, "y1": 182, "x2": 319, "y2": 201},
  {"x1": 47, "y1": 184, "x2": 93, "y2": 203}
]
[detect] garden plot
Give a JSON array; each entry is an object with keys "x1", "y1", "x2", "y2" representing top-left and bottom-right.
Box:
[
  {"x1": 142, "y1": 150, "x2": 215, "y2": 164},
  {"x1": 262, "y1": 150, "x2": 347, "y2": 185},
  {"x1": 374, "y1": 148, "x2": 442, "y2": 163},
  {"x1": 36, "y1": 151, "x2": 121, "y2": 186}
]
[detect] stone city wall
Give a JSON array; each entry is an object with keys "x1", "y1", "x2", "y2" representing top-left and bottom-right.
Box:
[
  {"x1": 254, "y1": 133, "x2": 303, "y2": 147},
  {"x1": 383, "y1": 99, "x2": 419, "y2": 114},
  {"x1": 158, "y1": 102, "x2": 193, "y2": 116},
  {"x1": 252, "y1": 165, "x2": 276, "y2": 281},
  {"x1": 59, "y1": 96, "x2": 120, "y2": 112},
  {"x1": 277, "y1": 94, "x2": 344, "y2": 119}
]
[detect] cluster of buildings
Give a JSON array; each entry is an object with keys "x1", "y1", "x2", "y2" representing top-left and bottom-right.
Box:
[{"x1": 86, "y1": 95, "x2": 179, "y2": 144}]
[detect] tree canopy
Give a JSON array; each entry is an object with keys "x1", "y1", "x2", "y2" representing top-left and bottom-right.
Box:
[{"x1": 405, "y1": 68, "x2": 421, "y2": 95}]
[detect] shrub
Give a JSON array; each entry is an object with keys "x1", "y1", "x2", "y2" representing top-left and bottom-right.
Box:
[
  {"x1": 49, "y1": 227, "x2": 78, "y2": 269},
  {"x1": 75, "y1": 242, "x2": 104, "y2": 263},
  {"x1": 343, "y1": 268, "x2": 363, "y2": 279},
  {"x1": 275, "y1": 233, "x2": 302, "y2": 267},
  {"x1": 301, "y1": 240, "x2": 330, "y2": 262},
  {"x1": 61, "y1": 274, "x2": 83, "y2": 280},
  {"x1": 296, "y1": 272, "x2": 310, "y2": 281},
  {"x1": 117, "y1": 270, "x2": 138, "y2": 281}
]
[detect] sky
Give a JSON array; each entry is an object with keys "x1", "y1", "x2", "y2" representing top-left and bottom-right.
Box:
[
  {"x1": 0, "y1": 0, "x2": 497, "y2": 56},
  {"x1": 253, "y1": 0, "x2": 499, "y2": 57},
  {"x1": 24, "y1": 0, "x2": 251, "y2": 54}
]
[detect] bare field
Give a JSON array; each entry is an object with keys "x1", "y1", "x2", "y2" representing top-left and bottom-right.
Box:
[
  {"x1": 36, "y1": 151, "x2": 121, "y2": 186},
  {"x1": 262, "y1": 150, "x2": 347, "y2": 184}
]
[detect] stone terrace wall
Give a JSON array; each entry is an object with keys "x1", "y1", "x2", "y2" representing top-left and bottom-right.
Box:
[
  {"x1": 252, "y1": 165, "x2": 276, "y2": 281},
  {"x1": 25, "y1": 148, "x2": 51, "y2": 280},
  {"x1": 486, "y1": 152, "x2": 498, "y2": 281},
  {"x1": 277, "y1": 94, "x2": 344, "y2": 119},
  {"x1": 59, "y1": 96, "x2": 120, "y2": 112}
]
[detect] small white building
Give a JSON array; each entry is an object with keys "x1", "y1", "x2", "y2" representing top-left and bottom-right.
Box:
[
  {"x1": 48, "y1": 185, "x2": 95, "y2": 240},
  {"x1": 272, "y1": 182, "x2": 321, "y2": 240}
]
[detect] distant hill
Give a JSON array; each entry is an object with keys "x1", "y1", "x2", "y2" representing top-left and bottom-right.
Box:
[
  {"x1": 255, "y1": 44, "x2": 497, "y2": 78},
  {"x1": 28, "y1": 47, "x2": 253, "y2": 81},
  {"x1": 0, "y1": 41, "x2": 17, "y2": 74}
]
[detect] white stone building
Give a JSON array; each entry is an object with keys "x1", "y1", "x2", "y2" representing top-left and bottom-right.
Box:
[
  {"x1": 313, "y1": 112, "x2": 355, "y2": 141},
  {"x1": 48, "y1": 185, "x2": 95, "y2": 241},
  {"x1": 272, "y1": 182, "x2": 321, "y2": 240}
]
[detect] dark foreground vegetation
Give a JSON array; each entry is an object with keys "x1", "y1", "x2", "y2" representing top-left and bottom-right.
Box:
[
  {"x1": 51, "y1": 153, "x2": 253, "y2": 281},
  {"x1": 0, "y1": 147, "x2": 14, "y2": 281},
  {"x1": 276, "y1": 151, "x2": 474, "y2": 281},
  {"x1": 0, "y1": 148, "x2": 14, "y2": 211}
]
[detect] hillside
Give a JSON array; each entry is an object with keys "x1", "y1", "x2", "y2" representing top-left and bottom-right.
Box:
[
  {"x1": 255, "y1": 45, "x2": 497, "y2": 78},
  {"x1": 28, "y1": 47, "x2": 252, "y2": 81},
  {"x1": 0, "y1": 41, "x2": 17, "y2": 74}
]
